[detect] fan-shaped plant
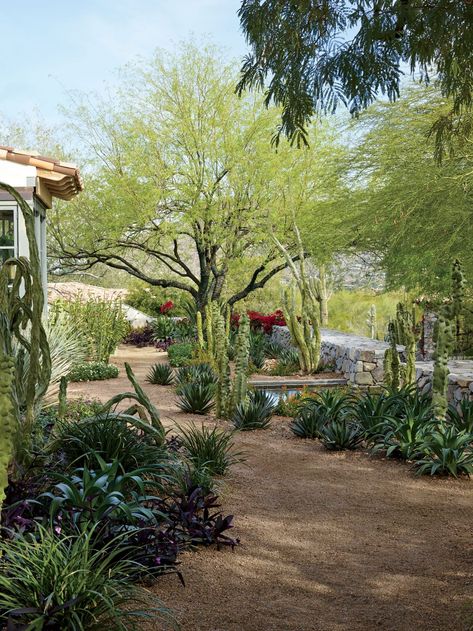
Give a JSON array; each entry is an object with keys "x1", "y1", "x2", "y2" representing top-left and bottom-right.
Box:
[
  {"x1": 176, "y1": 383, "x2": 215, "y2": 415},
  {"x1": 175, "y1": 363, "x2": 217, "y2": 388},
  {"x1": 372, "y1": 415, "x2": 432, "y2": 460},
  {"x1": 178, "y1": 423, "x2": 241, "y2": 476},
  {"x1": 291, "y1": 389, "x2": 351, "y2": 439},
  {"x1": 146, "y1": 363, "x2": 174, "y2": 385},
  {"x1": 446, "y1": 400, "x2": 473, "y2": 433},
  {"x1": 232, "y1": 390, "x2": 276, "y2": 430}
]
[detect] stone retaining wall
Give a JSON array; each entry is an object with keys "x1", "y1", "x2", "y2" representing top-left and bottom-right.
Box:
[{"x1": 271, "y1": 325, "x2": 473, "y2": 402}]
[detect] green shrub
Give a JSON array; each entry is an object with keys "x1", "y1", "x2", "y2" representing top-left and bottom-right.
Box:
[
  {"x1": 51, "y1": 296, "x2": 130, "y2": 363},
  {"x1": 0, "y1": 526, "x2": 171, "y2": 631},
  {"x1": 415, "y1": 424, "x2": 473, "y2": 477},
  {"x1": 176, "y1": 383, "x2": 215, "y2": 415},
  {"x1": 290, "y1": 390, "x2": 352, "y2": 438},
  {"x1": 146, "y1": 363, "x2": 174, "y2": 385},
  {"x1": 152, "y1": 316, "x2": 176, "y2": 340},
  {"x1": 126, "y1": 284, "x2": 188, "y2": 317},
  {"x1": 167, "y1": 342, "x2": 195, "y2": 367},
  {"x1": 446, "y1": 400, "x2": 473, "y2": 433},
  {"x1": 67, "y1": 362, "x2": 119, "y2": 382},
  {"x1": 178, "y1": 423, "x2": 242, "y2": 476},
  {"x1": 232, "y1": 390, "x2": 276, "y2": 430},
  {"x1": 51, "y1": 413, "x2": 166, "y2": 470}
]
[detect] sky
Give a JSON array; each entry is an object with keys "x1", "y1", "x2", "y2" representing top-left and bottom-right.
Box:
[{"x1": 0, "y1": 0, "x2": 246, "y2": 122}]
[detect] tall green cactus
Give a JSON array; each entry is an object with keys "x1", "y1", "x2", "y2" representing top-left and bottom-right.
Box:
[
  {"x1": 212, "y1": 302, "x2": 231, "y2": 418},
  {"x1": 0, "y1": 182, "x2": 52, "y2": 518},
  {"x1": 273, "y1": 221, "x2": 321, "y2": 375},
  {"x1": 383, "y1": 321, "x2": 401, "y2": 391},
  {"x1": 431, "y1": 260, "x2": 464, "y2": 419},
  {"x1": 196, "y1": 310, "x2": 205, "y2": 351},
  {"x1": 392, "y1": 303, "x2": 419, "y2": 384},
  {"x1": 204, "y1": 303, "x2": 214, "y2": 357},
  {"x1": 231, "y1": 314, "x2": 250, "y2": 410}
]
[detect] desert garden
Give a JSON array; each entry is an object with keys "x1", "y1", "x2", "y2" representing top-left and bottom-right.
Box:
[{"x1": 2, "y1": 3, "x2": 473, "y2": 630}]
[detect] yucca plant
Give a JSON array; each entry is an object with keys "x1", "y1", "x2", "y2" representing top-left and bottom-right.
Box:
[
  {"x1": 232, "y1": 390, "x2": 276, "y2": 431},
  {"x1": 446, "y1": 399, "x2": 473, "y2": 433},
  {"x1": 0, "y1": 526, "x2": 174, "y2": 630},
  {"x1": 50, "y1": 413, "x2": 167, "y2": 470},
  {"x1": 178, "y1": 423, "x2": 241, "y2": 476},
  {"x1": 176, "y1": 382, "x2": 215, "y2": 415},
  {"x1": 146, "y1": 363, "x2": 174, "y2": 385},
  {"x1": 319, "y1": 419, "x2": 363, "y2": 451},
  {"x1": 415, "y1": 424, "x2": 473, "y2": 477}
]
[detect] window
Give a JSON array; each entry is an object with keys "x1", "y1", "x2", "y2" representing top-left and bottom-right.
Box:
[{"x1": 0, "y1": 207, "x2": 15, "y2": 264}]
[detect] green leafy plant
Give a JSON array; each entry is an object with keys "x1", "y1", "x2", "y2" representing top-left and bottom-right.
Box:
[
  {"x1": 146, "y1": 363, "x2": 174, "y2": 385},
  {"x1": 178, "y1": 423, "x2": 241, "y2": 476},
  {"x1": 67, "y1": 361, "x2": 119, "y2": 382},
  {"x1": 350, "y1": 392, "x2": 394, "y2": 442},
  {"x1": 51, "y1": 296, "x2": 129, "y2": 364},
  {"x1": 290, "y1": 390, "x2": 351, "y2": 438},
  {"x1": 446, "y1": 400, "x2": 473, "y2": 433},
  {"x1": 248, "y1": 331, "x2": 266, "y2": 369},
  {"x1": 416, "y1": 424, "x2": 473, "y2": 477},
  {"x1": 167, "y1": 342, "x2": 195, "y2": 367},
  {"x1": 176, "y1": 383, "x2": 215, "y2": 415},
  {"x1": 152, "y1": 315, "x2": 176, "y2": 341},
  {"x1": 175, "y1": 364, "x2": 217, "y2": 388},
  {"x1": 373, "y1": 415, "x2": 431, "y2": 460},
  {"x1": 0, "y1": 526, "x2": 172, "y2": 630},
  {"x1": 319, "y1": 419, "x2": 363, "y2": 451},
  {"x1": 232, "y1": 390, "x2": 276, "y2": 430},
  {"x1": 50, "y1": 413, "x2": 166, "y2": 470}
]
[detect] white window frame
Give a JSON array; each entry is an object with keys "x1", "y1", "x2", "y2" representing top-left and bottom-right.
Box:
[{"x1": 0, "y1": 201, "x2": 18, "y2": 262}]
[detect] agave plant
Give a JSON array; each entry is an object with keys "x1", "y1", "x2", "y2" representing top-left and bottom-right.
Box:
[
  {"x1": 146, "y1": 363, "x2": 174, "y2": 385},
  {"x1": 178, "y1": 423, "x2": 242, "y2": 476},
  {"x1": 175, "y1": 363, "x2": 217, "y2": 388},
  {"x1": 319, "y1": 419, "x2": 363, "y2": 451},
  {"x1": 373, "y1": 415, "x2": 432, "y2": 460},
  {"x1": 350, "y1": 392, "x2": 394, "y2": 443},
  {"x1": 290, "y1": 389, "x2": 351, "y2": 439},
  {"x1": 232, "y1": 390, "x2": 276, "y2": 430},
  {"x1": 176, "y1": 382, "x2": 215, "y2": 415},
  {"x1": 152, "y1": 315, "x2": 176, "y2": 341},
  {"x1": 415, "y1": 424, "x2": 473, "y2": 477},
  {"x1": 446, "y1": 399, "x2": 473, "y2": 433}
]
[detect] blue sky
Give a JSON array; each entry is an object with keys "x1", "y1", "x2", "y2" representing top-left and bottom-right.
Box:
[{"x1": 0, "y1": 0, "x2": 245, "y2": 122}]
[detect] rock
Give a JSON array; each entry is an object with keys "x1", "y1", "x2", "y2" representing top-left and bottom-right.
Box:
[
  {"x1": 355, "y1": 372, "x2": 373, "y2": 385},
  {"x1": 363, "y1": 362, "x2": 376, "y2": 371}
]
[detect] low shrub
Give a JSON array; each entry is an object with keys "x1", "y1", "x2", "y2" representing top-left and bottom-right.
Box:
[
  {"x1": 167, "y1": 341, "x2": 195, "y2": 367},
  {"x1": 290, "y1": 406, "x2": 323, "y2": 439},
  {"x1": 372, "y1": 415, "x2": 431, "y2": 460},
  {"x1": 275, "y1": 388, "x2": 317, "y2": 417},
  {"x1": 178, "y1": 423, "x2": 241, "y2": 476},
  {"x1": 123, "y1": 325, "x2": 155, "y2": 347},
  {"x1": 146, "y1": 363, "x2": 174, "y2": 385},
  {"x1": 0, "y1": 526, "x2": 172, "y2": 631},
  {"x1": 152, "y1": 315, "x2": 176, "y2": 341},
  {"x1": 176, "y1": 383, "x2": 215, "y2": 415},
  {"x1": 350, "y1": 391, "x2": 394, "y2": 442},
  {"x1": 51, "y1": 413, "x2": 166, "y2": 470},
  {"x1": 290, "y1": 390, "x2": 351, "y2": 438},
  {"x1": 67, "y1": 362, "x2": 119, "y2": 382},
  {"x1": 232, "y1": 390, "x2": 276, "y2": 430}
]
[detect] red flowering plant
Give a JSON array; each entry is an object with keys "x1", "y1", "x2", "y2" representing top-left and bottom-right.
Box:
[
  {"x1": 159, "y1": 300, "x2": 174, "y2": 315},
  {"x1": 231, "y1": 309, "x2": 286, "y2": 335}
]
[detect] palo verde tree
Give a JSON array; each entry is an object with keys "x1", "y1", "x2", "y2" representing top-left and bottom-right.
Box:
[
  {"x1": 237, "y1": 0, "x2": 473, "y2": 153},
  {"x1": 50, "y1": 44, "x2": 343, "y2": 312},
  {"x1": 345, "y1": 85, "x2": 473, "y2": 295}
]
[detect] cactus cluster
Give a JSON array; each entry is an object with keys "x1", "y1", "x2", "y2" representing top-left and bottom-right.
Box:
[
  {"x1": 0, "y1": 182, "x2": 52, "y2": 520},
  {"x1": 431, "y1": 259, "x2": 465, "y2": 419},
  {"x1": 392, "y1": 303, "x2": 420, "y2": 385},
  {"x1": 231, "y1": 314, "x2": 250, "y2": 410},
  {"x1": 383, "y1": 321, "x2": 401, "y2": 391}
]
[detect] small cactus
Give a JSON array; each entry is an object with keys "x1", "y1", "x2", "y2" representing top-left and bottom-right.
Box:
[{"x1": 366, "y1": 304, "x2": 377, "y2": 339}]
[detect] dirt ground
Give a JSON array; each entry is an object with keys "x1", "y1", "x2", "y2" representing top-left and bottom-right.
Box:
[{"x1": 70, "y1": 345, "x2": 473, "y2": 631}]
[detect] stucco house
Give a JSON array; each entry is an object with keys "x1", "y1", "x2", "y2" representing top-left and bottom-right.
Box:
[{"x1": 0, "y1": 146, "x2": 83, "y2": 299}]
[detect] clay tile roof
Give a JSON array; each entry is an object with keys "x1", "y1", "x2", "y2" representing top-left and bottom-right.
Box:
[{"x1": 0, "y1": 145, "x2": 83, "y2": 201}]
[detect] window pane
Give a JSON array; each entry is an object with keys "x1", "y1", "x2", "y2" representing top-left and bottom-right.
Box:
[
  {"x1": 0, "y1": 248, "x2": 14, "y2": 264},
  {"x1": 0, "y1": 208, "x2": 14, "y2": 247}
]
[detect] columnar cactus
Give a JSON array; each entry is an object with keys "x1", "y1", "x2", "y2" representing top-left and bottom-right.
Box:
[
  {"x1": 392, "y1": 303, "x2": 419, "y2": 384},
  {"x1": 212, "y1": 302, "x2": 230, "y2": 418},
  {"x1": 204, "y1": 303, "x2": 214, "y2": 357},
  {"x1": 383, "y1": 321, "x2": 401, "y2": 391},
  {"x1": 196, "y1": 311, "x2": 205, "y2": 351},
  {"x1": 231, "y1": 314, "x2": 250, "y2": 410},
  {"x1": 432, "y1": 312, "x2": 454, "y2": 419},
  {"x1": 0, "y1": 354, "x2": 16, "y2": 520},
  {"x1": 366, "y1": 304, "x2": 377, "y2": 340}
]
